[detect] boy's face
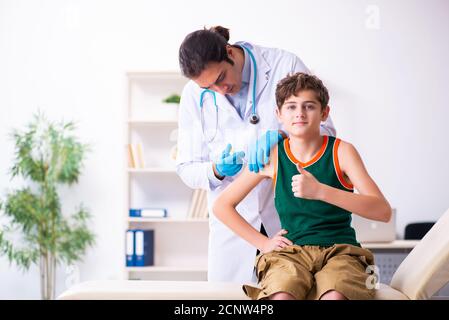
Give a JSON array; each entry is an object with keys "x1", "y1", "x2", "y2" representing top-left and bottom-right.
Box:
[{"x1": 276, "y1": 90, "x2": 330, "y2": 137}]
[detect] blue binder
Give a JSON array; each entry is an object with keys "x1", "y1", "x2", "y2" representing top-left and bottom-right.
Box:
[
  {"x1": 125, "y1": 230, "x2": 135, "y2": 267},
  {"x1": 129, "y1": 208, "x2": 167, "y2": 218},
  {"x1": 134, "y1": 229, "x2": 154, "y2": 267}
]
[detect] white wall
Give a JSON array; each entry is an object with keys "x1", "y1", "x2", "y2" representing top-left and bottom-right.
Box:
[{"x1": 0, "y1": 0, "x2": 448, "y2": 299}]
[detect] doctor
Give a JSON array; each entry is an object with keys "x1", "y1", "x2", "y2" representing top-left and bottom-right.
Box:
[{"x1": 176, "y1": 26, "x2": 336, "y2": 283}]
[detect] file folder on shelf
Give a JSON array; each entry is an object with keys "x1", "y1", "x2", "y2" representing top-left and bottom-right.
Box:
[
  {"x1": 134, "y1": 229, "x2": 154, "y2": 267},
  {"x1": 129, "y1": 208, "x2": 167, "y2": 218},
  {"x1": 125, "y1": 230, "x2": 135, "y2": 267}
]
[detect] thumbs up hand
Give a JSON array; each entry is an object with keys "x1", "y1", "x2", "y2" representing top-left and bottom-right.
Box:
[{"x1": 291, "y1": 164, "x2": 323, "y2": 200}]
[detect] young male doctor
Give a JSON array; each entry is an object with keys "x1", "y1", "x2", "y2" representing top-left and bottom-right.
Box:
[{"x1": 176, "y1": 26, "x2": 336, "y2": 283}]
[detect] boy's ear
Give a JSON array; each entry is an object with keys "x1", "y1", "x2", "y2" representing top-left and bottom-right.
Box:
[
  {"x1": 321, "y1": 105, "x2": 330, "y2": 121},
  {"x1": 275, "y1": 107, "x2": 282, "y2": 122}
]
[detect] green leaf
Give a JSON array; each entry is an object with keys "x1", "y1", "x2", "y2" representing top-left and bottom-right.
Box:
[{"x1": 163, "y1": 94, "x2": 181, "y2": 104}]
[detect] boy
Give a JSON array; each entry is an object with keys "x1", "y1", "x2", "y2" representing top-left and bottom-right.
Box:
[{"x1": 212, "y1": 72, "x2": 391, "y2": 300}]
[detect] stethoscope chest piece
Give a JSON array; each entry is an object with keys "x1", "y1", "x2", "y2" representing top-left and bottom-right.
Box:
[{"x1": 249, "y1": 113, "x2": 260, "y2": 124}]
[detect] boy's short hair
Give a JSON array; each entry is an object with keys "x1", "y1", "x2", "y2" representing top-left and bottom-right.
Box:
[{"x1": 275, "y1": 72, "x2": 329, "y2": 110}]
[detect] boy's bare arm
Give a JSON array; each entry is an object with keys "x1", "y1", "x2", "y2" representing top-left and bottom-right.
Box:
[
  {"x1": 212, "y1": 145, "x2": 291, "y2": 252},
  {"x1": 320, "y1": 141, "x2": 391, "y2": 222},
  {"x1": 212, "y1": 167, "x2": 270, "y2": 251},
  {"x1": 292, "y1": 141, "x2": 391, "y2": 222}
]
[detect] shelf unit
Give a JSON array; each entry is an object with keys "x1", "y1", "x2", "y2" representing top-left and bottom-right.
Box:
[
  {"x1": 128, "y1": 217, "x2": 209, "y2": 223},
  {"x1": 124, "y1": 71, "x2": 209, "y2": 281},
  {"x1": 127, "y1": 168, "x2": 177, "y2": 173}
]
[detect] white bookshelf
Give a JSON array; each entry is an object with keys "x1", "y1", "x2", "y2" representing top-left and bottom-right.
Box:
[
  {"x1": 125, "y1": 71, "x2": 209, "y2": 281},
  {"x1": 128, "y1": 217, "x2": 209, "y2": 223},
  {"x1": 127, "y1": 119, "x2": 178, "y2": 125},
  {"x1": 127, "y1": 168, "x2": 177, "y2": 173}
]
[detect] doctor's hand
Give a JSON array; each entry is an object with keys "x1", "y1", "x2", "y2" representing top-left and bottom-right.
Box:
[
  {"x1": 214, "y1": 144, "x2": 246, "y2": 179},
  {"x1": 248, "y1": 130, "x2": 285, "y2": 173},
  {"x1": 292, "y1": 164, "x2": 324, "y2": 200},
  {"x1": 260, "y1": 229, "x2": 293, "y2": 254}
]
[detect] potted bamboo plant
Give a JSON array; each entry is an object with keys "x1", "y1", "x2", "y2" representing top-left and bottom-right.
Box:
[{"x1": 0, "y1": 112, "x2": 95, "y2": 300}]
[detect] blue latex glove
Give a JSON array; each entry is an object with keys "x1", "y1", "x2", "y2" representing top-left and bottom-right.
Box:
[
  {"x1": 248, "y1": 130, "x2": 284, "y2": 173},
  {"x1": 215, "y1": 144, "x2": 246, "y2": 177}
]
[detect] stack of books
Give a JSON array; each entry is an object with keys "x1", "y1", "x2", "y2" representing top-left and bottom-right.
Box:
[
  {"x1": 186, "y1": 189, "x2": 208, "y2": 219},
  {"x1": 128, "y1": 143, "x2": 145, "y2": 168}
]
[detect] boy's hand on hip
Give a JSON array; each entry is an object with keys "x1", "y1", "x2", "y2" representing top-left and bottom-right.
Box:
[
  {"x1": 260, "y1": 229, "x2": 293, "y2": 254},
  {"x1": 292, "y1": 164, "x2": 324, "y2": 200}
]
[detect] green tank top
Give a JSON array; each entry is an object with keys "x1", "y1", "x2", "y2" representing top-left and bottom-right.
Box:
[{"x1": 274, "y1": 135, "x2": 360, "y2": 247}]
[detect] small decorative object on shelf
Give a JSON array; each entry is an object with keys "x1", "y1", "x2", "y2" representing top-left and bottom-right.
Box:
[
  {"x1": 160, "y1": 94, "x2": 180, "y2": 121},
  {"x1": 162, "y1": 94, "x2": 181, "y2": 104}
]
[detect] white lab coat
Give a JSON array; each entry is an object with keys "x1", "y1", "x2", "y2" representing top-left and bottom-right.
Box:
[{"x1": 176, "y1": 41, "x2": 336, "y2": 283}]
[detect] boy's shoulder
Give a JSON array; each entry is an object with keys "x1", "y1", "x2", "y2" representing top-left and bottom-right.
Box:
[
  {"x1": 258, "y1": 143, "x2": 279, "y2": 179},
  {"x1": 334, "y1": 137, "x2": 356, "y2": 152},
  {"x1": 333, "y1": 137, "x2": 361, "y2": 168}
]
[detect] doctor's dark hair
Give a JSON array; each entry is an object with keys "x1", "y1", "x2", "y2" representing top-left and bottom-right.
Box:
[
  {"x1": 275, "y1": 72, "x2": 329, "y2": 110},
  {"x1": 179, "y1": 26, "x2": 235, "y2": 79}
]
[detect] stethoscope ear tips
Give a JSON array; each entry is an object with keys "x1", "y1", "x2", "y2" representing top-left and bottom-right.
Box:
[{"x1": 249, "y1": 113, "x2": 260, "y2": 124}]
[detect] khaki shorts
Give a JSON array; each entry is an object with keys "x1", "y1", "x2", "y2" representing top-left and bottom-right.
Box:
[{"x1": 243, "y1": 244, "x2": 376, "y2": 300}]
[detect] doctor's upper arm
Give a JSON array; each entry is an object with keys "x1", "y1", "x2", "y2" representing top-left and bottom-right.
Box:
[{"x1": 338, "y1": 141, "x2": 386, "y2": 198}]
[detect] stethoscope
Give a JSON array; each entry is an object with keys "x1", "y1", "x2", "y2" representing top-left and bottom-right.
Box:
[{"x1": 199, "y1": 45, "x2": 260, "y2": 142}]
